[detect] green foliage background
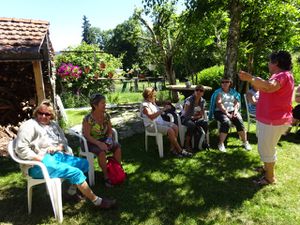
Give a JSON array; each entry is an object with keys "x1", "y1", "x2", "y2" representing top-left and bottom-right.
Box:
[{"x1": 55, "y1": 42, "x2": 123, "y2": 101}]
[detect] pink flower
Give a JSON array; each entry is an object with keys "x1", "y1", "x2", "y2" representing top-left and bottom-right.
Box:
[{"x1": 57, "y1": 63, "x2": 82, "y2": 81}]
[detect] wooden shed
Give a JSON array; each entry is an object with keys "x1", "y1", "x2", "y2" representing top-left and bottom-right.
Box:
[{"x1": 0, "y1": 17, "x2": 56, "y2": 126}]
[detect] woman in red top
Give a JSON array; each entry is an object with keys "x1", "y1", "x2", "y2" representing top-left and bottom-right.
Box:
[{"x1": 239, "y1": 51, "x2": 294, "y2": 185}]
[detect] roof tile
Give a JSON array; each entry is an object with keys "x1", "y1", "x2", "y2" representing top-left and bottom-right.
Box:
[{"x1": 0, "y1": 17, "x2": 50, "y2": 51}]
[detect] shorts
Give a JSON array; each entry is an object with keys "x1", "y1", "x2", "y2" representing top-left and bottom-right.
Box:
[
  {"x1": 292, "y1": 105, "x2": 300, "y2": 120},
  {"x1": 85, "y1": 137, "x2": 121, "y2": 155},
  {"x1": 146, "y1": 120, "x2": 176, "y2": 135}
]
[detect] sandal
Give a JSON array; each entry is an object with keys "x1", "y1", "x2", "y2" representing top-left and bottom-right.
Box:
[
  {"x1": 253, "y1": 176, "x2": 274, "y2": 186},
  {"x1": 181, "y1": 149, "x2": 193, "y2": 157},
  {"x1": 171, "y1": 150, "x2": 183, "y2": 158}
]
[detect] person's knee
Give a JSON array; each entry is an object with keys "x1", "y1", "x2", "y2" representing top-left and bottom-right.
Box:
[
  {"x1": 220, "y1": 120, "x2": 230, "y2": 133},
  {"x1": 168, "y1": 128, "x2": 176, "y2": 138}
]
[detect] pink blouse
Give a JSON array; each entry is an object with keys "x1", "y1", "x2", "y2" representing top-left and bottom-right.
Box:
[{"x1": 256, "y1": 71, "x2": 294, "y2": 125}]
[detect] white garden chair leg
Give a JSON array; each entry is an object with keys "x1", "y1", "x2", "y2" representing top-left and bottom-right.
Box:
[{"x1": 156, "y1": 134, "x2": 164, "y2": 158}]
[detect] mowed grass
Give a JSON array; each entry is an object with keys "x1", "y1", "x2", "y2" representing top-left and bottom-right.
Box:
[{"x1": 0, "y1": 121, "x2": 300, "y2": 225}]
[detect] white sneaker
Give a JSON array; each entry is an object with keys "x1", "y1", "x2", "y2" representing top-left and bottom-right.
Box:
[
  {"x1": 243, "y1": 141, "x2": 252, "y2": 151},
  {"x1": 218, "y1": 143, "x2": 226, "y2": 152}
]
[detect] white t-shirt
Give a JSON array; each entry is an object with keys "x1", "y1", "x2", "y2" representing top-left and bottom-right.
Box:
[{"x1": 140, "y1": 101, "x2": 164, "y2": 126}]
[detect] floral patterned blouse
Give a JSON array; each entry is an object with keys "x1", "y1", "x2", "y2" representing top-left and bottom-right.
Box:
[{"x1": 83, "y1": 112, "x2": 111, "y2": 140}]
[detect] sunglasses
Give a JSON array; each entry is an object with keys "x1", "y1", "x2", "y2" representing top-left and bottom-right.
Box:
[
  {"x1": 37, "y1": 111, "x2": 52, "y2": 117},
  {"x1": 195, "y1": 89, "x2": 204, "y2": 92},
  {"x1": 221, "y1": 81, "x2": 230, "y2": 84}
]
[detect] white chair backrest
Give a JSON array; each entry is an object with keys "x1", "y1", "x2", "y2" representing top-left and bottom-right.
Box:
[
  {"x1": 55, "y1": 95, "x2": 68, "y2": 122},
  {"x1": 8, "y1": 140, "x2": 33, "y2": 168}
]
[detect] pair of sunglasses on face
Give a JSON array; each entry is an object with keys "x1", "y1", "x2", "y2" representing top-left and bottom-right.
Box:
[{"x1": 37, "y1": 111, "x2": 52, "y2": 117}]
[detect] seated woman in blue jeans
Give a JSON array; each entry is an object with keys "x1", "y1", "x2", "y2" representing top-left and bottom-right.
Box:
[
  {"x1": 15, "y1": 99, "x2": 116, "y2": 209},
  {"x1": 181, "y1": 84, "x2": 209, "y2": 151}
]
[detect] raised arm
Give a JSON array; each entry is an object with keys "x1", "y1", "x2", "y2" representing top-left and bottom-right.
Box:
[{"x1": 239, "y1": 70, "x2": 281, "y2": 93}]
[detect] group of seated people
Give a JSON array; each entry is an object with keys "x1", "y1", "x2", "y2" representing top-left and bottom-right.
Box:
[
  {"x1": 14, "y1": 94, "x2": 124, "y2": 211},
  {"x1": 141, "y1": 77, "x2": 299, "y2": 156},
  {"x1": 12, "y1": 78, "x2": 299, "y2": 213},
  {"x1": 141, "y1": 77, "x2": 253, "y2": 155}
]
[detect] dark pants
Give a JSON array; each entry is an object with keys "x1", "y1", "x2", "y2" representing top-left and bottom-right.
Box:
[
  {"x1": 182, "y1": 118, "x2": 208, "y2": 149},
  {"x1": 214, "y1": 111, "x2": 245, "y2": 133},
  {"x1": 293, "y1": 105, "x2": 300, "y2": 120}
]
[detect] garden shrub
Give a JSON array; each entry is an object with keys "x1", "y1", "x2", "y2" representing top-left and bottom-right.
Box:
[
  {"x1": 293, "y1": 54, "x2": 300, "y2": 85},
  {"x1": 194, "y1": 65, "x2": 224, "y2": 91},
  {"x1": 55, "y1": 42, "x2": 123, "y2": 98},
  {"x1": 61, "y1": 92, "x2": 89, "y2": 108}
]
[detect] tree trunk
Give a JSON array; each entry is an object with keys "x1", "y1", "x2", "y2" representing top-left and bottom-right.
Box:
[
  {"x1": 224, "y1": 0, "x2": 242, "y2": 86},
  {"x1": 165, "y1": 55, "x2": 179, "y2": 102}
]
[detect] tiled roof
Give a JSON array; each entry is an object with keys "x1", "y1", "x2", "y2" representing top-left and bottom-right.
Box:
[{"x1": 0, "y1": 17, "x2": 52, "y2": 60}]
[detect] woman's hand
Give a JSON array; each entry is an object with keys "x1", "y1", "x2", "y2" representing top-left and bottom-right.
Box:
[
  {"x1": 239, "y1": 70, "x2": 252, "y2": 82},
  {"x1": 97, "y1": 141, "x2": 108, "y2": 151}
]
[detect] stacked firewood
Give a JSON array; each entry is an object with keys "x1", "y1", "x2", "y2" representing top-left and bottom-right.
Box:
[
  {"x1": 0, "y1": 62, "x2": 37, "y2": 126},
  {"x1": 0, "y1": 124, "x2": 19, "y2": 157}
]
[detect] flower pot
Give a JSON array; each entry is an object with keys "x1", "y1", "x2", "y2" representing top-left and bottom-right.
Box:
[
  {"x1": 84, "y1": 66, "x2": 91, "y2": 74},
  {"x1": 107, "y1": 72, "x2": 113, "y2": 79},
  {"x1": 99, "y1": 62, "x2": 106, "y2": 70}
]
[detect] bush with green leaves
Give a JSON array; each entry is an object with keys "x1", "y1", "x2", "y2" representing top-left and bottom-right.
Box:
[
  {"x1": 194, "y1": 65, "x2": 224, "y2": 91},
  {"x1": 60, "y1": 92, "x2": 89, "y2": 108},
  {"x1": 293, "y1": 54, "x2": 300, "y2": 85},
  {"x1": 55, "y1": 42, "x2": 123, "y2": 97}
]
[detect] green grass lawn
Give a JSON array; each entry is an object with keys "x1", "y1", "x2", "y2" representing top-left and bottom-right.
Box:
[{"x1": 1, "y1": 122, "x2": 300, "y2": 225}]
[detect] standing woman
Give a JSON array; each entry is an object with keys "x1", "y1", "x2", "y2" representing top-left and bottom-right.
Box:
[
  {"x1": 239, "y1": 51, "x2": 294, "y2": 185},
  {"x1": 82, "y1": 94, "x2": 122, "y2": 187},
  {"x1": 181, "y1": 84, "x2": 209, "y2": 151}
]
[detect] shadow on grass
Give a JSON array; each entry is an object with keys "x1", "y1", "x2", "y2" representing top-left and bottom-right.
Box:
[{"x1": 0, "y1": 132, "x2": 262, "y2": 225}]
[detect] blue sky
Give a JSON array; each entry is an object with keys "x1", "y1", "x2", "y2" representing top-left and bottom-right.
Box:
[{"x1": 1, "y1": 0, "x2": 144, "y2": 51}]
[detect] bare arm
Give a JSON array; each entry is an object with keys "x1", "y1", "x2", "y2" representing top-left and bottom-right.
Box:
[
  {"x1": 239, "y1": 70, "x2": 281, "y2": 93},
  {"x1": 246, "y1": 92, "x2": 257, "y2": 105},
  {"x1": 142, "y1": 104, "x2": 169, "y2": 120}
]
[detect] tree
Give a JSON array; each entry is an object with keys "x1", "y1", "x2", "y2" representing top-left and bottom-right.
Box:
[
  {"x1": 82, "y1": 15, "x2": 95, "y2": 44},
  {"x1": 136, "y1": 0, "x2": 182, "y2": 100},
  {"x1": 185, "y1": 0, "x2": 300, "y2": 85},
  {"x1": 102, "y1": 17, "x2": 143, "y2": 70}
]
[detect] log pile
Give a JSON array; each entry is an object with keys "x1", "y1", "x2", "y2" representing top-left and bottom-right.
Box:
[
  {"x1": 0, "y1": 62, "x2": 36, "y2": 126},
  {"x1": 0, "y1": 124, "x2": 18, "y2": 157}
]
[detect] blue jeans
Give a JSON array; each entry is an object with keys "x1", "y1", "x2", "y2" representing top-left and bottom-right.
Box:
[{"x1": 29, "y1": 152, "x2": 89, "y2": 185}]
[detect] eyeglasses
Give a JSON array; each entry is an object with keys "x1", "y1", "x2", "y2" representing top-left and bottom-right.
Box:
[
  {"x1": 221, "y1": 81, "x2": 230, "y2": 84},
  {"x1": 37, "y1": 111, "x2": 52, "y2": 117},
  {"x1": 195, "y1": 89, "x2": 204, "y2": 92}
]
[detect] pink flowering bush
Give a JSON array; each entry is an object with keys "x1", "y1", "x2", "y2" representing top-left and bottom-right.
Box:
[{"x1": 57, "y1": 63, "x2": 82, "y2": 81}]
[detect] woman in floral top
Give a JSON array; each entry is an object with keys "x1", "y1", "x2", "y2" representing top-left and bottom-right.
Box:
[{"x1": 83, "y1": 93, "x2": 122, "y2": 187}]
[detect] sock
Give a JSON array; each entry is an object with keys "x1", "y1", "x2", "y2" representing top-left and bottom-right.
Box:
[
  {"x1": 92, "y1": 196, "x2": 103, "y2": 206},
  {"x1": 67, "y1": 185, "x2": 77, "y2": 195}
]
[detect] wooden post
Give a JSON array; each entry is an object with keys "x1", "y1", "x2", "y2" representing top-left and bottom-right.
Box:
[{"x1": 32, "y1": 60, "x2": 46, "y2": 104}]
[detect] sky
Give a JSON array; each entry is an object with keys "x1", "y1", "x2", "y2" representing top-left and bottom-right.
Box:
[{"x1": 1, "y1": 0, "x2": 145, "y2": 51}]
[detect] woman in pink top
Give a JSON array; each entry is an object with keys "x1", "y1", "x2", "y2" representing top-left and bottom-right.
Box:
[{"x1": 239, "y1": 51, "x2": 294, "y2": 186}]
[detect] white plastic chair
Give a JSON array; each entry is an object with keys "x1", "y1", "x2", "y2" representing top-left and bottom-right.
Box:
[
  {"x1": 176, "y1": 104, "x2": 209, "y2": 149},
  {"x1": 140, "y1": 113, "x2": 174, "y2": 158},
  {"x1": 68, "y1": 124, "x2": 118, "y2": 186},
  {"x1": 7, "y1": 140, "x2": 65, "y2": 223},
  {"x1": 243, "y1": 94, "x2": 256, "y2": 132}
]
